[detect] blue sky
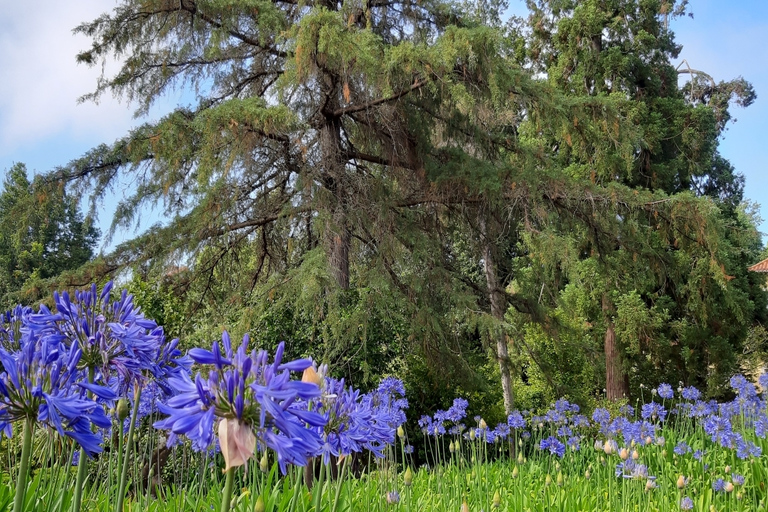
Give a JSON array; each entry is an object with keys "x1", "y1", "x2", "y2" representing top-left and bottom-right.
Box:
[{"x1": 0, "y1": 0, "x2": 765, "y2": 252}]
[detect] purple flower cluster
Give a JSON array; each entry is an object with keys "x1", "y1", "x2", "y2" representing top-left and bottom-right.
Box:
[
  {"x1": 311, "y1": 375, "x2": 407, "y2": 462},
  {"x1": 154, "y1": 333, "x2": 326, "y2": 472},
  {"x1": 0, "y1": 282, "x2": 186, "y2": 458}
]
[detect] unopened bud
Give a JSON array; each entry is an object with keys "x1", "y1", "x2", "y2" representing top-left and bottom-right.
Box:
[
  {"x1": 517, "y1": 452, "x2": 524, "y2": 464},
  {"x1": 254, "y1": 495, "x2": 266, "y2": 512},
  {"x1": 479, "y1": 419, "x2": 487, "y2": 429},
  {"x1": 492, "y1": 490, "x2": 501, "y2": 508},
  {"x1": 404, "y1": 467, "x2": 413, "y2": 486},
  {"x1": 556, "y1": 472, "x2": 563, "y2": 487},
  {"x1": 460, "y1": 500, "x2": 469, "y2": 512},
  {"x1": 677, "y1": 475, "x2": 686, "y2": 489},
  {"x1": 725, "y1": 482, "x2": 734, "y2": 493},
  {"x1": 302, "y1": 366, "x2": 322, "y2": 386},
  {"x1": 619, "y1": 448, "x2": 628, "y2": 460},
  {"x1": 397, "y1": 426, "x2": 405, "y2": 439},
  {"x1": 259, "y1": 452, "x2": 269, "y2": 473},
  {"x1": 631, "y1": 450, "x2": 639, "y2": 460},
  {"x1": 545, "y1": 474, "x2": 552, "y2": 486},
  {"x1": 117, "y1": 398, "x2": 130, "y2": 421},
  {"x1": 512, "y1": 466, "x2": 519, "y2": 478}
]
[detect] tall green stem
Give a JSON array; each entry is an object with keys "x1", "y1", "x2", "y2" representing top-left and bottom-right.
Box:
[
  {"x1": 73, "y1": 367, "x2": 95, "y2": 512},
  {"x1": 116, "y1": 385, "x2": 142, "y2": 512},
  {"x1": 12, "y1": 416, "x2": 35, "y2": 512},
  {"x1": 220, "y1": 467, "x2": 236, "y2": 512}
]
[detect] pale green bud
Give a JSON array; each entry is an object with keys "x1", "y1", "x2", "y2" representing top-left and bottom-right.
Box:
[
  {"x1": 116, "y1": 398, "x2": 130, "y2": 421},
  {"x1": 254, "y1": 496, "x2": 266, "y2": 512}
]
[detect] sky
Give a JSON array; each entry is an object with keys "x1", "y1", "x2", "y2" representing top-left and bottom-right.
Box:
[{"x1": 0, "y1": 0, "x2": 766, "y2": 252}]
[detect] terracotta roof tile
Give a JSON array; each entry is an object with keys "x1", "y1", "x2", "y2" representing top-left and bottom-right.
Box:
[{"x1": 748, "y1": 257, "x2": 768, "y2": 273}]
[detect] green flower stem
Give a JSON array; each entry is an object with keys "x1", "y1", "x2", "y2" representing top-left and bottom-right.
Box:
[
  {"x1": 116, "y1": 385, "x2": 142, "y2": 512},
  {"x1": 330, "y1": 455, "x2": 349, "y2": 512},
  {"x1": 12, "y1": 416, "x2": 34, "y2": 512},
  {"x1": 73, "y1": 367, "x2": 95, "y2": 512},
  {"x1": 220, "y1": 466, "x2": 236, "y2": 512}
]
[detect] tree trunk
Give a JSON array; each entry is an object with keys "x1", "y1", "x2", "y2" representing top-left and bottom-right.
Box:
[
  {"x1": 602, "y1": 293, "x2": 628, "y2": 401},
  {"x1": 481, "y1": 215, "x2": 514, "y2": 414},
  {"x1": 319, "y1": 72, "x2": 350, "y2": 290}
]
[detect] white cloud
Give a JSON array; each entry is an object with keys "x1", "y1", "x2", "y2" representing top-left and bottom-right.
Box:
[{"x1": 0, "y1": 1, "x2": 161, "y2": 157}]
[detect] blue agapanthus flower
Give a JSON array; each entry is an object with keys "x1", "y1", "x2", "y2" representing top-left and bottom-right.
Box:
[
  {"x1": 656, "y1": 383, "x2": 674, "y2": 400},
  {"x1": 674, "y1": 441, "x2": 692, "y2": 455},
  {"x1": 539, "y1": 436, "x2": 565, "y2": 457},
  {"x1": 25, "y1": 282, "x2": 189, "y2": 394},
  {"x1": 615, "y1": 458, "x2": 654, "y2": 480},
  {"x1": 154, "y1": 332, "x2": 326, "y2": 473},
  {"x1": 681, "y1": 386, "x2": 701, "y2": 401},
  {"x1": 0, "y1": 334, "x2": 113, "y2": 457},
  {"x1": 507, "y1": 411, "x2": 526, "y2": 429},
  {"x1": 311, "y1": 376, "x2": 397, "y2": 462},
  {"x1": 0, "y1": 305, "x2": 33, "y2": 352},
  {"x1": 641, "y1": 402, "x2": 667, "y2": 422},
  {"x1": 446, "y1": 398, "x2": 469, "y2": 423},
  {"x1": 592, "y1": 408, "x2": 611, "y2": 425}
]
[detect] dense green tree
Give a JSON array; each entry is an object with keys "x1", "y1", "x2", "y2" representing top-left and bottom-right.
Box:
[
  {"x1": 0, "y1": 163, "x2": 100, "y2": 307},
  {"x1": 511, "y1": 0, "x2": 765, "y2": 400}
]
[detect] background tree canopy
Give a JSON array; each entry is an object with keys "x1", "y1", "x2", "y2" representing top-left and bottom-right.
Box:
[{"x1": 4, "y1": 0, "x2": 764, "y2": 428}]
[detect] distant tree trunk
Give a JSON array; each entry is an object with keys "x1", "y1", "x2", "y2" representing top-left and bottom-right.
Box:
[
  {"x1": 320, "y1": 72, "x2": 350, "y2": 290},
  {"x1": 603, "y1": 293, "x2": 628, "y2": 400},
  {"x1": 481, "y1": 215, "x2": 514, "y2": 414}
]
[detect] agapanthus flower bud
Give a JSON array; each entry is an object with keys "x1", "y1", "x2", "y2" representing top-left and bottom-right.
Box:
[
  {"x1": 725, "y1": 482, "x2": 734, "y2": 493},
  {"x1": 677, "y1": 475, "x2": 687, "y2": 489},
  {"x1": 259, "y1": 451, "x2": 269, "y2": 473},
  {"x1": 404, "y1": 467, "x2": 413, "y2": 486},
  {"x1": 512, "y1": 466, "x2": 519, "y2": 478},
  {"x1": 302, "y1": 366, "x2": 322, "y2": 387},
  {"x1": 619, "y1": 448, "x2": 629, "y2": 460},
  {"x1": 545, "y1": 474, "x2": 552, "y2": 486},
  {"x1": 397, "y1": 426, "x2": 405, "y2": 439},
  {"x1": 116, "y1": 398, "x2": 130, "y2": 421},
  {"x1": 219, "y1": 418, "x2": 256, "y2": 471},
  {"x1": 460, "y1": 500, "x2": 469, "y2": 512},
  {"x1": 254, "y1": 495, "x2": 266, "y2": 512},
  {"x1": 492, "y1": 490, "x2": 501, "y2": 508},
  {"x1": 556, "y1": 472, "x2": 564, "y2": 486}
]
